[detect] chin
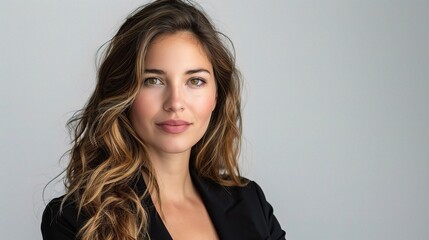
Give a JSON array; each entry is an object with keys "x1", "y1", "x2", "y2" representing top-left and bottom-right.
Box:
[{"x1": 154, "y1": 142, "x2": 195, "y2": 154}]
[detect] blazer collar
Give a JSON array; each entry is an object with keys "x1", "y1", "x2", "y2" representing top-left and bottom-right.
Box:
[
  {"x1": 190, "y1": 168, "x2": 249, "y2": 239},
  {"x1": 133, "y1": 167, "x2": 246, "y2": 239},
  {"x1": 134, "y1": 167, "x2": 243, "y2": 214},
  {"x1": 189, "y1": 167, "x2": 243, "y2": 214}
]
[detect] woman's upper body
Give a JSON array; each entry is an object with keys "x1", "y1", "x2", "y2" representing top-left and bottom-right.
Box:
[
  {"x1": 42, "y1": 167, "x2": 286, "y2": 240},
  {"x1": 41, "y1": 0, "x2": 286, "y2": 239}
]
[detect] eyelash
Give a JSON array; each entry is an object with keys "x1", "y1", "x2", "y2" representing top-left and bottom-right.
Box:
[
  {"x1": 188, "y1": 78, "x2": 206, "y2": 87},
  {"x1": 143, "y1": 77, "x2": 163, "y2": 86},
  {"x1": 142, "y1": 77, "x2": 206, "y2": 88}
]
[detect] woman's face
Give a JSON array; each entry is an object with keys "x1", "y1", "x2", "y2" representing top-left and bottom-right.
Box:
[{"x1": 130, "y1": 31, "x2": 217, "y2": 157}]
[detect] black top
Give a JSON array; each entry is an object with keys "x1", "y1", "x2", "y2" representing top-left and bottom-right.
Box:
[{"x1": 41, "y1": 169, "x2": 286, "y2": 239}]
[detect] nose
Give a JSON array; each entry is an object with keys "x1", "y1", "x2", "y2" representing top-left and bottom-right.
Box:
[{"x1": 163, "y1": 85, "x2": 185, "y2": 112}]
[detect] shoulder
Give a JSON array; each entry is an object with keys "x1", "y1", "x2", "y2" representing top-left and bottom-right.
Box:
[
  {"x1": 41, "y1": 196, "x2": 86, "y2": 240},
  {"x1": 223, "y1": 180, "x2": 287, "y2": 239},
  {"x1": 224, "y1": 179, "x2": 271, "y2": 207},
  {"x1": 198, "y1": 174, "x2": 268, "y2": 204}
]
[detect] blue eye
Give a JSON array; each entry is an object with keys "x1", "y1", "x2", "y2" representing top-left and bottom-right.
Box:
[
  {"x1": 143, "y1": 77, "x2": 163, "y2": 86},
  {"x1": 188, "y1": 78, "x2": 206, "y2": 87}
]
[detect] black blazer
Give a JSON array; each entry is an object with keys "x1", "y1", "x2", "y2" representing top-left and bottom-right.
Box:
[{"x1": 41, "y1": 169, "x2": 286, "y2": 239}]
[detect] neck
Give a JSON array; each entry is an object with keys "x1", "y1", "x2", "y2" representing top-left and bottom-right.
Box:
[{"x1": 147, "y1": 150, "x2": 195, "y2": 203}]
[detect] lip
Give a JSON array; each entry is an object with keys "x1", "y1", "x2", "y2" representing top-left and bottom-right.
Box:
[{"x1": 156, "y1": 120, "x2": 192, "y2": 134}]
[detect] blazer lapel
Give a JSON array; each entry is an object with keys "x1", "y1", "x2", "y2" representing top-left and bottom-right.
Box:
[
  {"x1": 134, "y1": 175, "x2": 173, "y2": 240},
  {"x1": 190, "y1": 170, "x2": 265, "y2": 240},
  {"x1": 134, "y1": 169, "x2": 267, "y2": 239}
]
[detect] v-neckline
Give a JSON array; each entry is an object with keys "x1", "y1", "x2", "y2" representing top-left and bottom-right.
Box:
[
  {"x1": 137, "y1": 169, "x2": 221, "y2": 240},
  {"x1": 144, "y1": 191, "x2": 174, "y2": 240}
]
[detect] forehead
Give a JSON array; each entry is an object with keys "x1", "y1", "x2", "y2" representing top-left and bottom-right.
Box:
[{"x1": 144, "y1": 31, "x2": 212, "y2": 70}]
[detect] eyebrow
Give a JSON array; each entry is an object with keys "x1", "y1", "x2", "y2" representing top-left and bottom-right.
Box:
[{"x1": 144, "y1": 68, "x2": 211, "y2": 75}]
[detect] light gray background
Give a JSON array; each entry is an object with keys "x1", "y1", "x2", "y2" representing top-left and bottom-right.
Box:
[{"x1": 1, "y1": 0, "x2": 428, "y2": 239}]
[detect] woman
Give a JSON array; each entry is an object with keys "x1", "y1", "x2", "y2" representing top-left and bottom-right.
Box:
[{"x1": 41, "y1": 0, "x2": 286, "y2": 239}]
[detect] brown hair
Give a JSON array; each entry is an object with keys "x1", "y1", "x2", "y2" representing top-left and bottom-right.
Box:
[{"x1": 63, "y1": 0, "x2": 243, "y2": 239}]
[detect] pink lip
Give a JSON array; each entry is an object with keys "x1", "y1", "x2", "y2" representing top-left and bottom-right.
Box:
[{"x1": 156, "y1": 120, "x2": 192, "y2": 134}]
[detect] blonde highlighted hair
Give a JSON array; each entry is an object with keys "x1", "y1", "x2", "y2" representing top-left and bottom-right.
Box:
[{"x1": 62, "y1": 0, "x2": 244, "y2": 239}]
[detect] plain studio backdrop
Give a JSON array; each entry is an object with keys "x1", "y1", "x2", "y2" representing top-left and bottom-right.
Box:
[{"x1": 1, "y1": 0, "x2": 428, "y2": 239}]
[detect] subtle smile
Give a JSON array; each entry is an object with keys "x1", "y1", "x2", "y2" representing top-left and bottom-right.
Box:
[{"x1": 156, "y1": 120, "x2": 192, "y2": 134}]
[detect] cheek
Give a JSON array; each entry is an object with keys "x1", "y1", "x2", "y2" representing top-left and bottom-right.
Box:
[
  {"x1": 192, "y1": 84, "x2": 217, "y2": 115},
  {"x1": 194, "y1": 95, "x2": 217, "y2": 120},
  {"x1": 130, "y1": 94, "x2": 157, "y2": 127}
]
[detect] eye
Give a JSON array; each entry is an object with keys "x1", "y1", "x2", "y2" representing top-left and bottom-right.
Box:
[
  {"x1": 143, "y1": 77, "x2": 163, "y2": 86},
  {"x1": 188, "y1": 78, "x2": 206, "y2": 88}
]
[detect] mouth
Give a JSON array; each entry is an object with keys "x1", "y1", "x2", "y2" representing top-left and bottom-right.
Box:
[{"x1": 155, "y1": 120, "x2": 192, "y2": 134}]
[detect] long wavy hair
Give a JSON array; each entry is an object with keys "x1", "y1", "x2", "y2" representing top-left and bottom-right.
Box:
[{"x1": 62, "y1": 0, "x2": 243, "y2": 239}]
